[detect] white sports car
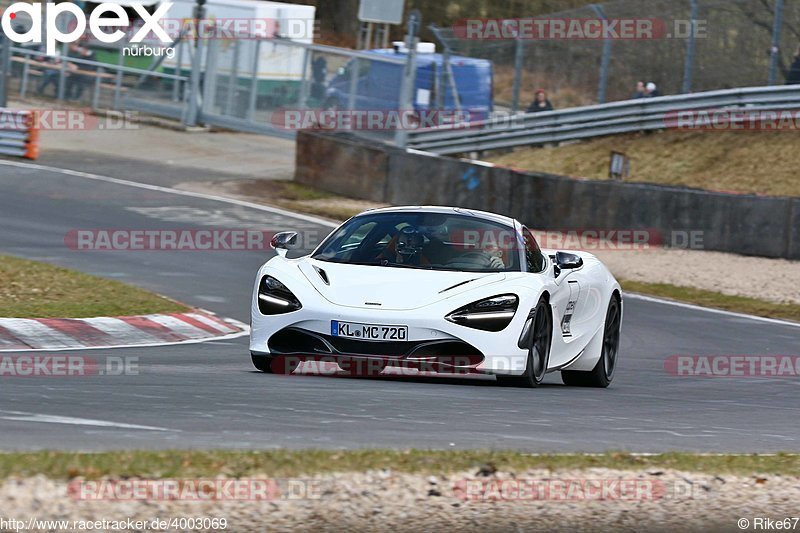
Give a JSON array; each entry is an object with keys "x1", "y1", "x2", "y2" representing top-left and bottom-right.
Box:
[{"x1": 250, "y1": 206, "x2": 622, "y2": 388}]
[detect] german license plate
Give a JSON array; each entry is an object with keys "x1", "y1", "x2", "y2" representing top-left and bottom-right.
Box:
[{"x1": 331, "y1": 320, "x2": 408, "y2": 341}]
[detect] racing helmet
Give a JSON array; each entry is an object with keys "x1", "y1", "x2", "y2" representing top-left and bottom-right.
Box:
[{"x1": 396, "y1": 226, "x2": 425, "y2": 259}]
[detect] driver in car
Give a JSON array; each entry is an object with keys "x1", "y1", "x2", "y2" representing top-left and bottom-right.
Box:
[
  {"x1": 379, "y1": 226, "x2": 505, "y2": 269},
  {"x1": 393, "y1": 226, "x2": 430, "y2": 265}
]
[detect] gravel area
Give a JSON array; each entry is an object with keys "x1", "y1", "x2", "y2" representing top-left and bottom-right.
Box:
[
  {"x1": 529, "y1": 231, "x2": 800, "y2": 305},
  {"x1": 1, "y1": 468, "x2": 796, "y2": 532}
]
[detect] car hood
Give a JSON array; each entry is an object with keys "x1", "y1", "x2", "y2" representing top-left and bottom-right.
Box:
[{"x1": 297, "y1": 258, "x2": 508, "y2": 311}]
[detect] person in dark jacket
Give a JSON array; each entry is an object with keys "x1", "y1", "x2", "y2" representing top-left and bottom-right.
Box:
[
  {"x1": 527, "y1": 89, "x2": 554, "y2": 113},
  {"x1": 785, "y1": 46, "x2": 800, "y2": 84},
  {"x1": 66, "y1": 43, "x2": 96, "y2": 100},
  {"x1": 633, "y1": 81, "x2": 646, "y2": 98}
]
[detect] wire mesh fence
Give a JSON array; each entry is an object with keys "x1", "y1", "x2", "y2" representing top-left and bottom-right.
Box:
[{"x1": 431, "y1": 0, "x2": 800, "y2": 111}]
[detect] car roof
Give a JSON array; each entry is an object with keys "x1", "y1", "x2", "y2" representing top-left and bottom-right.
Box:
[
  {"x1": 366, "y1": 49, "x2": 492, "y2": 69},
  {"x1": 356, "y1": 206, "x2": 519, "y2": 229}
]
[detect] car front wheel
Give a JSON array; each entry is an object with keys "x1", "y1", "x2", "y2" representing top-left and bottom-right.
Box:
[{"x1": 497, "y1": 297, "x2": 551, "y2": 388}]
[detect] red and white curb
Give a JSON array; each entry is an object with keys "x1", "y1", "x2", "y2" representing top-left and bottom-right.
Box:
[{"x1": 0, "y1": 309, "x2": 248, "y2": 352}]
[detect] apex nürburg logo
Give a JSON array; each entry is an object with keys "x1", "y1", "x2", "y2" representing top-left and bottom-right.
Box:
[{"x1": 1, "y1": 1, "x2": 173, "y2": 56}]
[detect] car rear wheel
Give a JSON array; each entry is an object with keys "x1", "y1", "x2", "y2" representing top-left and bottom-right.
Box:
[
  {"x1": 561, "y1": 295, "x2": 621, "y2": 388},
  {"x1": 497, "y1": 297, "x2": 551, "y2": 388}
]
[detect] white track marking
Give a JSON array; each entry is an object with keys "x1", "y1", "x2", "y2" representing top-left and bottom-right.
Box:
[
  {"x1": 1, "y1": 159, "x2": 795, "y2": 329},
  {"x1": 0, "y1": 411, "x2": 172, "y2": 431},
  {"x1": 185, "y1": 312, "x2": 236, "y2": 333},
  {"x1": 0, "y1": 325, "x2": 249, "y2": 353},
  {"x1": 145, "y1": 315, "x2": 214, "y2": 339},
  {"x1": 0, "y1": 319, "x2": 81, "y2": 349},
  {"x1": 625, "y1": 292, "x2": 800, "y2": 329},
  {"x1": 0, "y1": 160, "x2": 339, "y2": 228},
  {"x1": 83, "y1": 317, "x2": 166, "y2": 344}
]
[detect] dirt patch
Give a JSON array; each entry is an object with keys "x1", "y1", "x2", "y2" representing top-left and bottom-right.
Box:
[
  {"x1": 175, "y1": 179, "x2": 388, "y2": 222},
  {"x1": 530, "y1": 231, "x2": 800, "y2": 306}
]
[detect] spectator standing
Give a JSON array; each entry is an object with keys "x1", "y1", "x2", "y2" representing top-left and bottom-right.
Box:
[
  {"x1": 36, "y1": 51, "x2": 77, "y2": 98},
  {"x1": 527, "y1": 89, "x2": 554, "y2": 113},
  {"x1": 311, "y1": 55, "x2": 328, "y2": 101},
  {"x1": 645, "y1": 82, "x2": 660, "y2": 97},
  {"x1": 785, "y1": 46, "x2": 800, "y2": 84},
  {"x1": 66, "y1": 43, "x2": 96, "y2": 100}
]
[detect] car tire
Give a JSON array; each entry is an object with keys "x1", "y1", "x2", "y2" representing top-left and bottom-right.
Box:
[
  {"x1": 497, "y1": 297, "x2": 551, "y2": 388},
  {"x1": 561, "y1": 295, "x2": 621, "y2": 388}
]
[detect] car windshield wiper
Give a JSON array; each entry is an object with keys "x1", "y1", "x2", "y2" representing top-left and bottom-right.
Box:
[{"x1": 381, "y1": 261, "x2": 435, "y2": 270}]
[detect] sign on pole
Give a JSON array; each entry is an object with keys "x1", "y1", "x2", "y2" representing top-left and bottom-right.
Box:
[{"x1": 358, "y1": 0, "x2": 404, "y2": 24}]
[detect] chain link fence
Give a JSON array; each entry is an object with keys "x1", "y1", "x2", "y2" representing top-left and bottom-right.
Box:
[
  {"x1": 431, "y1": 0, "x2": 800, "y2": 111},
  {"x1": 3, "y1": 1, "x2": 798, "y2": 136}
]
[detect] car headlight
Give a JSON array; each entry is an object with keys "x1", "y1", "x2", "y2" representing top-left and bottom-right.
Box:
[
  {"x1": 258, "y1": 275, "x2": 302, "y2": 314},
  {"x1": 446, "y1": 294, "x2": 518, "y2": 332}
]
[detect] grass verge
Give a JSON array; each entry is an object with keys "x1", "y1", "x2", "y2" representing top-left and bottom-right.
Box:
[
  {"x1": 621, "y1": 280, "x2": 800, "y2": 323},
  {"x1": 0, "y1": 255, "x2": 188, "y2": 318},
  {"x1": 0, "y1": 450, "x2": 797, "y2": 480},
  {"x1": 487, "y1": 130, "x2": 800, "y2": 197}
]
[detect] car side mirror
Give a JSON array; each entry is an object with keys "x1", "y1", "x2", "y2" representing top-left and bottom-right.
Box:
[
  {"x1": 554, "y1": 251, "x2": 583, "y2": 277},
  {"x1": 271, "y1": 231, "x2": 298, "y2": 257}
]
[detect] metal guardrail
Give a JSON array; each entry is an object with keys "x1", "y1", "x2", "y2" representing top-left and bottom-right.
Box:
[
  {"x1": 10, "y1": 46, "x2": 190, "y2": 114},
  {"x1": 0, "y1": 108, "x2": 38, "y2": 159},
  {"x1": 405, "y1": 85, "x2": 800, "y2": 155}
]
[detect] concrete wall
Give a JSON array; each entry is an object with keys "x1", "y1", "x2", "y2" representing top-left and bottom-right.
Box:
[
  {"x1": 296, "y1": 131, "x2": 799, "y2": 260},
  {"x1": 295, "y1": 132, "x2": 389, "y2": 203}
]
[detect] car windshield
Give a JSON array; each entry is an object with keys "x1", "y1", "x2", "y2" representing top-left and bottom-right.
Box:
[{"x1": 312, "y1": 212, "x2": 522, "y2": 272}]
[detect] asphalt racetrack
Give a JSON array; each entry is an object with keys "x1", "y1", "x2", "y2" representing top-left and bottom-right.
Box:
[{"x1": 0, "y1": 159, "x2": 798, "y2": 452}]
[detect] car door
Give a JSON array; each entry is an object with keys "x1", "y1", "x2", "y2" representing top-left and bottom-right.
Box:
[{"x1": 522, "y1": 227, "x2": 589, "y2": 368}]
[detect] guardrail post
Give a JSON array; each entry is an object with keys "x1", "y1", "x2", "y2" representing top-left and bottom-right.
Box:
[
  {"x1": 394, "y1": 10, "x2": 421, "y2": 148},
  {"x1": 224, "y1": 39, "x2": 240, "y2": 116},
  {"x1": 173, "y1": 40, "x2": 184, "y2": 102},
  {"x1": 682, "y1": 0, "x2": 699, "y2": 93},
  {"x1": 511, "y1": 34, "x2": 523, "y2": 113},
  {"x1": 20, "y1": 56, "x2": 30, "y2": 99},
  {"x1": 186, "y1": 1, "x2": 207, "y2": 127},
  {"x1": 0, "y1": 35, "x2": 11, "y2": 107},
  {"x1": 201, "y1": 36, "x2": 218, "y2": 118},
  {"x1": 92, "y1": 66, "x2": 103, "y2": 111},
  {"x1": 297, "y1": 46, "x2": 310, "y2": 111},
  {"x1": 57, "y1": 41, "x2": 68, "y2": 101},
  {"x1": 768, "y1": 0, "x2": 785, "y2": 85},
  {"x1": 347, "y1": 58, "x2": 359, "y2": 111},
  {"x1": 591, "y1": 4, "x2": 612, "y2": 104},
  {"x1": 247, "y1": 40, "x2": 261, "y2": 120},
  {"x1": 113, "y1": 46, "x2": 124, "y2": 109}
]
